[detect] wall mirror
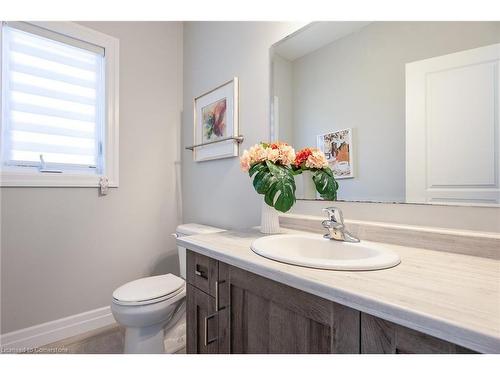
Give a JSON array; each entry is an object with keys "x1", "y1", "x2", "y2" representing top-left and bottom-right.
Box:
[{"x1": 270, "y1": 22, "x2": 500, "y2": 206}]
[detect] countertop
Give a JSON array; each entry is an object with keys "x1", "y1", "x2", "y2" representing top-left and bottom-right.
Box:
[{"x1": 177, "y1": 228, "x2": 500, "y2": 353}]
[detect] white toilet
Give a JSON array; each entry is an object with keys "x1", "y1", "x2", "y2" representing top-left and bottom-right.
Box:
[{"x1": 111, "y1": 223, "x2": 225, "y2": 354}]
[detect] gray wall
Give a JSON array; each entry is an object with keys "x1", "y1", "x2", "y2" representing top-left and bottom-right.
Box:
[
  {"x1": 182, "y1": 22, "x2": 302, "y2": 230},
  {"x1": 0, "y1": 22, "x2": 183, "y2": 333},
  {"x1": 289, "y1": 22, "x2": 500, "y2": 203}
]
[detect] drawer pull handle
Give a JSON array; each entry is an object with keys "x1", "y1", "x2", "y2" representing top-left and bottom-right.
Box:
[
  {"x1": 195, "y1": 265, "x2": 208, "y2": 279},
  {"x1": 204, "y1": 313, "x2": 218, "y2": 346},
  {"x1": 215, "y1": 280, "x2": 226, "y2": 311}
]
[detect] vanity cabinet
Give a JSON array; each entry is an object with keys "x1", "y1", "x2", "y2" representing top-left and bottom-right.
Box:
[
  {"x1": 186, "y1": 250, "x2": 478, "y2": 354},
  {"x1": 185, "y1": 250, "x2": 359, "y2": 354},
  {"x1": 360, "y1": 314, "x2": 475, "y2": 354},
  {"x1": 216, "y1": 262, "x2": 360, "y2": 353}
]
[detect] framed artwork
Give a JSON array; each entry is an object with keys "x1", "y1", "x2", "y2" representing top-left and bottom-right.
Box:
[
  {"x1": 193, "y1": 77, "x2": 239, "y2": 161},
  {"x1": 317, "y1": 128, "x2": 354, "y2": 179}
]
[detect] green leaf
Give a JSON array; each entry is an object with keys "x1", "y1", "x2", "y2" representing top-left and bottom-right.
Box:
[
  {"x1": 249, "y1": 162, "x2": 266, "y2": 177},
  {"x1": 264, "y1": 186, "x2": 275, "y2": 206},
  {"x1": 312, "y1": 168, "x2": 338, "y2": 201},
  {"x1": 249, "y1": 162, "x2": 272, "y2": 195},
  {"x1": 253, "y1": 170, "x2": 273, "y2": 194},
  {"x1": 264, "y1": 161, "x2": 296, "y2": 212},
  {"x1": 270, "y1": 181, "x2": 296, "y2": 212},
  {"x1": 248, "y1": 161, "x2": 297, "y2": 212}
]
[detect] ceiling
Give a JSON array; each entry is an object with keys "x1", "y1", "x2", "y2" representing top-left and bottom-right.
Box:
[{"x1": 274, "y1": 21, "x2": 372, "y2": 61}]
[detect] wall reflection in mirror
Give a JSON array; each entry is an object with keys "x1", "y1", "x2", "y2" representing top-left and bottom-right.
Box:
[{"x1": 270, "y1": 22, "x2": 500, "y2": 206}]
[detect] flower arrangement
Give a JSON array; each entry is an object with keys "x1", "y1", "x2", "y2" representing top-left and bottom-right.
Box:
[
  {"x1": 294, "y1": 147, "x2": 329, "y2": 169},
  {"x1": 240, "y1": 142, "x2": 339, "y2": 212},
  {"x1": 240, "y1": 142, "x2": 295, "y2": 172},
  {"x1": 240, "y1": 142, "x2": 297, "y2": 213},
  {"x1": 293, "y1": 147, "x2": 339, "y2": 200}
]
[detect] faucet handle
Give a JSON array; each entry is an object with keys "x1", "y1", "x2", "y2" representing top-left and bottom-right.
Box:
[{"x1": 322, "y1": 207, "x2": 344, "y2": 224}]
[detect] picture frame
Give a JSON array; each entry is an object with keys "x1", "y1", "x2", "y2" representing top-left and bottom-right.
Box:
[
  {"x1": 193, "y1": 77, "x2": 239, "y2": 162},
  {"x1": 317, "y1": 128, "x2": 355, "y2": 179}
]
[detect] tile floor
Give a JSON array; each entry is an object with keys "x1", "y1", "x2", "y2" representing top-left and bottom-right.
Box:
[{"x1": 38, "y1": 324, "x2": 186, "y2": 354}]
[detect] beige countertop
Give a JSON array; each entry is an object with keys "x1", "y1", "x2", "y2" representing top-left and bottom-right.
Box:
[{"x1": 177, "y1": 228, "x2": 500, "y2": 353}]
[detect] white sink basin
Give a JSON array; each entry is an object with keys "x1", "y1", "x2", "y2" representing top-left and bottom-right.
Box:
[{"x1": 251, "y1": 233, "x2": 401, "y2": 271}]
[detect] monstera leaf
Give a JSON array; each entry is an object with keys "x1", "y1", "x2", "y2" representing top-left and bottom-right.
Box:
[
  {"x1": 249, "y1": 162, "x2": 270, "y2": 194},
  {"x1": 312, "y1": 168, "x2": 339, "y2": 201},
  {"x1": 249, "y1": 161, "x2": 296, "y2": 213}
]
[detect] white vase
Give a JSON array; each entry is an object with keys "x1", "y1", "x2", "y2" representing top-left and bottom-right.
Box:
[
  {"x1": 302, "y1": 170, "x2": 317, "y2": 200},
  {"x1": 260, "y1": 198, "x2": 280, "y2": 234}
]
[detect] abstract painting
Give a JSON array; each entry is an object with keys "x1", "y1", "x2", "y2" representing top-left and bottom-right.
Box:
[
  {"x1": 317, "y1": 128, "x2": 354, "y2": 179},
  {"x1": 193, "y1": 78, "x2": 239, "y2": 162},
  {"x1": 202, "y1": 98, "x2": 227, "y2": 141}
]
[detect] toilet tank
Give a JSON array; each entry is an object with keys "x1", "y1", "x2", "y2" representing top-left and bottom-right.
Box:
[{"x1": 175, "y1": 223, "x2": 226, "y2": 279}]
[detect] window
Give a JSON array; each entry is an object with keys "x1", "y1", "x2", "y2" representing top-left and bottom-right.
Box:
[{"x1": 1, "y1": 22, "x2": 119, "y2": 187}]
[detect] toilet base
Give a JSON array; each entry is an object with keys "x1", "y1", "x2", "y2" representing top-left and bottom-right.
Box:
[
  {"x1": 164, "y1": 312, "x2": 186, "y2": 353},
  {"x1": 124, "y1": 322, "x2": 166, "y2": 354}
]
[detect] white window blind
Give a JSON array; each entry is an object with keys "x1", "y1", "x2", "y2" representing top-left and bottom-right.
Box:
[{"x1": 1, "y1": 22, "x2": 106, "y2": 173}]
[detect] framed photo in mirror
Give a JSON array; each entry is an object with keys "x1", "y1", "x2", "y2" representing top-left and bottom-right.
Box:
[{"x1": 317, "y1": 128, "x2": 354, "y2": 179}]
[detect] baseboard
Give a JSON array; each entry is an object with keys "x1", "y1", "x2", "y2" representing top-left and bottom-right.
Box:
[{"x1": 0, "y1": 306, "x2": 116, "y2": 351}]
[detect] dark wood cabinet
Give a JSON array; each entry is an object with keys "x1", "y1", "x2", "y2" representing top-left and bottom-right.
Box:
[
  {"x1": 186, "y1": 284, "x2": 218, "y2": 354},
  {"x1": 186, "y1": 251, "x2": 218, "y2": 297},
  {"x1": 360, "y1": 313, "x2": 476, "y2": 354},
  {"x1": 186, "y1": 250, "x2": 358, "y2": 354},
  {"x1": 217, "y1": 262, "x2": 359, "y2": 353},
  {"x1": 186, "y1": 250, "x2": 478, "y2": 354}
]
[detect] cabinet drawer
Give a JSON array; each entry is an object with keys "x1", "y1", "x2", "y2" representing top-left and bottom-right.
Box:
[{"x1": 186, "y1": 250, "x2": 218, "y2": 297}]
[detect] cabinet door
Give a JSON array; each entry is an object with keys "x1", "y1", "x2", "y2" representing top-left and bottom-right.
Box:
[
  {"x1": 218, "y1": 262, "x2": 360, "y2": 354},
  {"x1": 186, "y1": 284, "x2": 218, "y2": 354},
  {"x1": 361, "y1": 313, "x2": 476, "y2": 354}
]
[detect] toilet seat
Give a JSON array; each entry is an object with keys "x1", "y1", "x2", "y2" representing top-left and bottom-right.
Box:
[{"x1": 112, "y1": 274, "x2": 185, "y2": 306}]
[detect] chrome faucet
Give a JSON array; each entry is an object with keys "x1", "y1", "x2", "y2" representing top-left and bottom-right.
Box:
[{"x1": 321, "y1": 207, "x2": 360, "y2": 243}]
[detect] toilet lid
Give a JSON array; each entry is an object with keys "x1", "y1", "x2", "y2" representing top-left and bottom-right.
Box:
[{"x1": 112, "y1": 274, "x2": 184, "y2": 303}]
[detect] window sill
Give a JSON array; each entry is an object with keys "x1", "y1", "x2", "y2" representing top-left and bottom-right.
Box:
[{"x1": 0, "y1": 171, "x2": 119, "y2": 187}]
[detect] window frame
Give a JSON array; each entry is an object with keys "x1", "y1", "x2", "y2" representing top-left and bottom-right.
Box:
[{"x1": 0, "y1": 21, "x2": 119, "y2": 187}]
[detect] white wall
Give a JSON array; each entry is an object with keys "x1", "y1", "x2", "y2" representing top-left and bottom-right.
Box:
[
  {"x1": 182, "y1": 22, "x2": 304, "y2": 230},
  {"x1": 0, "y1": 22, "x2": 183, "y2": 334}
]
